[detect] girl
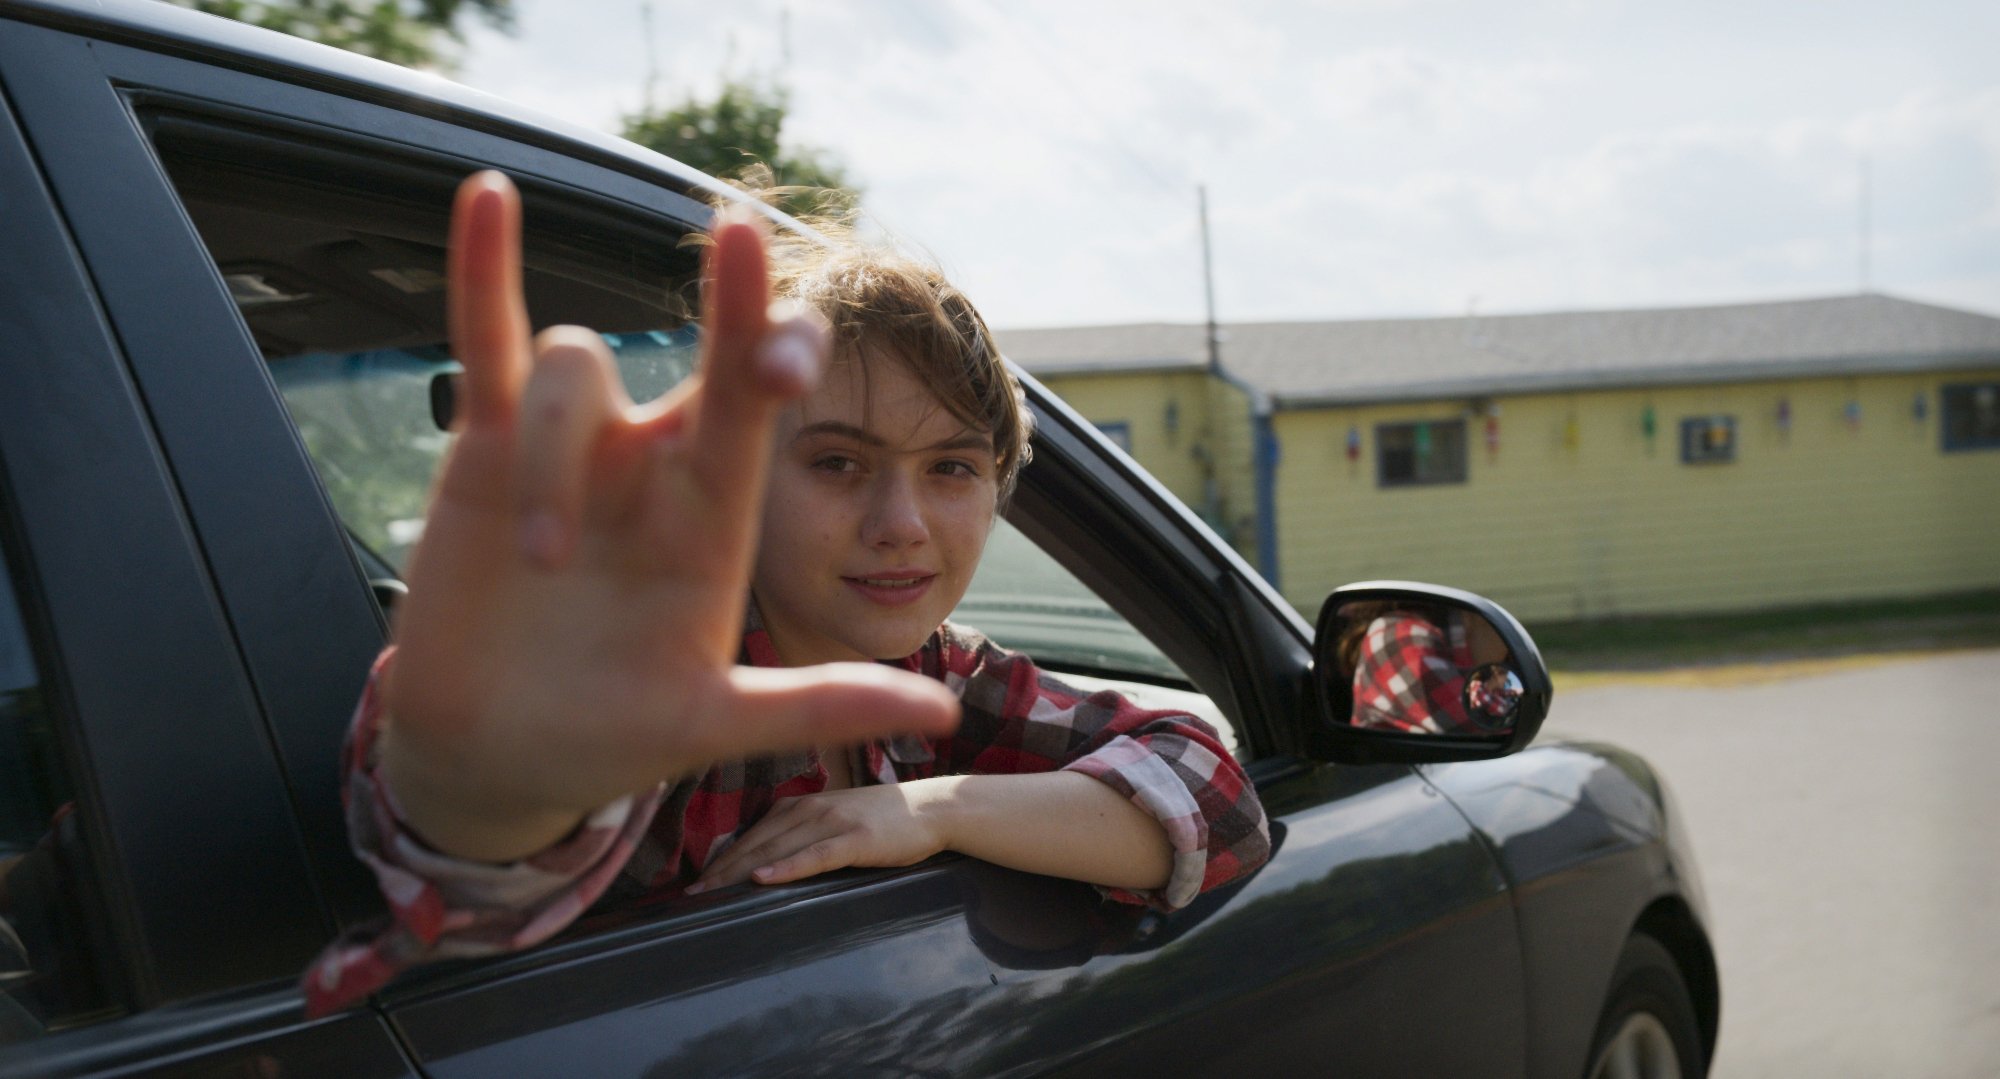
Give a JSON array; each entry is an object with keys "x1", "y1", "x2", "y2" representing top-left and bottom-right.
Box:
[{"x1": 304, "y1": 173, "x2": 1268, "y2": 1014}]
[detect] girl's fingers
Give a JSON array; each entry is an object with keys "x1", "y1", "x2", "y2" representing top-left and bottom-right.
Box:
[
  {"x1": 446, "y1": 171, "x2": 532, "y2": 431},
  {"x1": 515, "y1": 327, "x2": 629, "y2": 568},
  {"x1": 694, "y1": 814, "x2": 822, "y2": 892},
  {"x1": 707, "y1": 665, "x2": 960, "y2": 763},
  {"x1": 684, "y1": 212, "x2": 828, "y2": 511},
  {"x1": 753, "y1": 836, "x2": 856, "y2": 886}
]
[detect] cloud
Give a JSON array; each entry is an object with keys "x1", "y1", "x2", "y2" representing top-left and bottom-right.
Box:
[
  {"x1": 452, "y1": 1, "x2": 2000, "y2": 325},
  {"x1": 1310, "y1": 49, "x2": 1580, "y2": 133},
  {"x1": 1177, "y1": 83, "x2": 2000, "y2": 320}
]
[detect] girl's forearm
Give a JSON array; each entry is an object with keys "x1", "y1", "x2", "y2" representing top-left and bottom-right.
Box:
[{"x1": 922, "y1": 770, "x2": 1173, "y2": 892}]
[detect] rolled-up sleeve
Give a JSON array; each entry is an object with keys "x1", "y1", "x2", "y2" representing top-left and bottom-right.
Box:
[
  {"x1": 936, "y1": 627, "x2": 1271, "y2": 911},
  {"x1": 300, "y1": 648, "x2": 667, "y2": 1017}
]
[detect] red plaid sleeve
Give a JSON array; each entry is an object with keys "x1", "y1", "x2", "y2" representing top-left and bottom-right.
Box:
[
  {"x1": 299, "y1": 647, "x2": 668, "y2": 1017},
  {"x1": 1350, "y1": 613, "x2": 1474, "y2": 733},
  {"x1": 923, "y1": 624, "x2": 1270, "y2": 911}
]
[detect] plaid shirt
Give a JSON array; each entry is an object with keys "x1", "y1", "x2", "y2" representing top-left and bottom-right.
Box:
[
  {"x1": 302, "y1": 618, "x2": 1270, "y2": 1017},
  {"x1": 1350, "y1": 611, "x2": 1481, "y2": 734}
]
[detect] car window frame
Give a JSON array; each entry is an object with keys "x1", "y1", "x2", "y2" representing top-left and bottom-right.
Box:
[{"x1": 0, "y1": 19, "x2": 336, "y2": 1029}]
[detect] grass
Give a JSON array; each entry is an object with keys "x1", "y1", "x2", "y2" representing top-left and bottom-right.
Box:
[{"x1": 1528, "y1": 589, "x2": 2000, "y2": 674}]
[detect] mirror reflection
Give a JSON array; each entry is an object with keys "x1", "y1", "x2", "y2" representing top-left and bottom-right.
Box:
[{"x1": 1332, "y1": 601, "x2": 1520, "y2": 736}]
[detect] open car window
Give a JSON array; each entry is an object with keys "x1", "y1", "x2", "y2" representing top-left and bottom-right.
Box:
[
  {"x1": 269, "y1": 332, "x2": 697, "y2": 571},
  {"x1": 142, "y1": 109, "x2": 706, "y2": 569},
  {"x1": 953, "y1": 520, "x2": 1240, "y2": 760},
  {"x1": 146, "y1": 110, "x2": 1245, "y2": 768}
]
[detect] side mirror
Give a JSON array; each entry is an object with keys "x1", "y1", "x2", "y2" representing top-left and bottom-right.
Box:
[{"x1": 1310, "y1": 581, "x2": 1552, "y2": 764}]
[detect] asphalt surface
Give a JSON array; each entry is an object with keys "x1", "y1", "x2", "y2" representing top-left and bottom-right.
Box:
[{"x1": 1542, "y1": 648, "x2": 2000, "y2": 1079}]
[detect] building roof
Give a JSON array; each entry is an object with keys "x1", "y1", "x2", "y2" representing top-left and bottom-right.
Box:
[{"x1": 995, "y1": 293, "x2": 2000, "y2": 408}]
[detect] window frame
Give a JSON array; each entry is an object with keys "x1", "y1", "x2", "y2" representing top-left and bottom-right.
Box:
[
  {"x1": 1941, "y1": 382, "x2": 2000, "y2": 452},
  {"x1": 1678, "y1": 415, "x2": 1738, "y2": 465},
  {"x1": 0, "y1": 17, "x2": 342, "y2": 1032},
  {"x1": 1375, "y1": 419, "x2": 1469, "y2": 488},
  {"x1": 1094, "y1": 420, "x2": 1134, "y2": 453}
]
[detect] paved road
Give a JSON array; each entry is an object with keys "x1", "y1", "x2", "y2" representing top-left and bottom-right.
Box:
[{"x1": 1543, "y1": 648, "x2": 2000, "y2": 1079}]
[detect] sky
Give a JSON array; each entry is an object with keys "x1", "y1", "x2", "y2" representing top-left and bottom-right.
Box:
[{"x1": 453, "y1": 0, "x2": 2000, "y2": 331}]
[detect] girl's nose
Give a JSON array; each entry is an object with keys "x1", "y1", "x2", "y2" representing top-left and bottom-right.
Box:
[{"x1": 863, "y1": 472, "x2": 929, "y2": 549}]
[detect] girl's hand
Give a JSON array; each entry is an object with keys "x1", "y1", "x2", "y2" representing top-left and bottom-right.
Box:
[
  {"x1": 377, "y1": 172, "x2": 959, "y2": 862},
  {"x1": 688, "y1": 769, "x2": 1174, "y2": 897},
  {"x1": 689, "y1": 779, "x2": 961, "y2": 892}
]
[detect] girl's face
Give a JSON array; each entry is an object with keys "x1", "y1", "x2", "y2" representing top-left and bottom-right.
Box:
[{"x1": 752, "y1": 349, "x2": 1000, "y2": 666}]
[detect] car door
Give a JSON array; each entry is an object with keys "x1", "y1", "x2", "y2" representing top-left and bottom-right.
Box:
[
  {"x1": 0, "y1": 11, "x2": 417, "y2": 1077},
  {"x1": 0, "y1": 7, "x2": 1530, "y2": 1076}
]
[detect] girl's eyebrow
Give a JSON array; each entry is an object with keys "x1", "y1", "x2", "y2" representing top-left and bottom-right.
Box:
[{"x1": 793, "y1": 420, "x2": 994, "y2": 453}]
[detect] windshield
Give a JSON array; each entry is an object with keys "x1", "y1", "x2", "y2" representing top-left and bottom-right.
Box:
[{"x1": 271, "y1": 330, "x2": 699, "y2": 570}]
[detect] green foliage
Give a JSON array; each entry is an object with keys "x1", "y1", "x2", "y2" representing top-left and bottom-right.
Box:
[
  {"x1": 170, "y1": 0, "x2": 512, "y2": 69},
  {"x1": 621, "y1": 78, "x2": 860, "y2": 218}
]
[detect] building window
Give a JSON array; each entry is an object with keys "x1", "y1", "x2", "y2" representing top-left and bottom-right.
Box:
[
  {"x1": 1942, "y1": 383, "x2": 2000, "y2": 451},
  {"x1": 1679, "y1": 415, "x2": 1737, "y2": 464},
  {"x1": 1376, "y1": 420, "x2": 1466, "y2": 487},
  {"x1": 1095, "y1": 421, "x2": 1133, "y2": 452}
]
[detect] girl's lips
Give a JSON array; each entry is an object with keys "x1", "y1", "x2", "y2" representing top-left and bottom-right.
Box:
[{"x1": 842, "y1": 573, "x2": 936, "y2": 607}]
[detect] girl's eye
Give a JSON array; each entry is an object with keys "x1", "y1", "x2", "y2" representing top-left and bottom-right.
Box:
[
  {"x1": 811, "y1": 455, "x2": 861, "y2": 474},
  {"x1": 932, "y1": 459, "x2": 982, "y2": 478}
]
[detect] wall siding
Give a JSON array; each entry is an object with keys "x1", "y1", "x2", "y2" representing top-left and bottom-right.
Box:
[
  {"x1": 1273, "y1": 370, "x2": 2000, "y2": 623},
  {"x1": 1036, "y1": 371, "x2": 1266, "y2": 564},
  {"x1": 1204, "y1": 377, "x2": 1261, "y2": 564},
  {"x1": 1035, "y1": 372, "x2": 1205, "y2": 502}
]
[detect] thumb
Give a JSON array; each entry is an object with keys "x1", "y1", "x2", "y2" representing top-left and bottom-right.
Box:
[{"x1": 714, "y1": 663, "x2": 961, "y2": 759}]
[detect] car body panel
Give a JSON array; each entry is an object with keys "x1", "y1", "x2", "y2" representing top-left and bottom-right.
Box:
[
  {"x1": 0, "y1": 45, "x2": 329, "y2": 1004},
  {"x1": 384, "y1": 765, "x2": 1526, "y2": 1079},
  {"x1": 1426, "y1": 742, "x2": 1717, "y2": 1078}
]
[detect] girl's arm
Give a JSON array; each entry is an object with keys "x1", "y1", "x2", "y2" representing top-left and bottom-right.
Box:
[
  {"x1": 694, "y1": 627, "x2": 1270, "y2": 906},
  {"x1": 692, "y1": 769, "x2": 1172, "y2": 894}
]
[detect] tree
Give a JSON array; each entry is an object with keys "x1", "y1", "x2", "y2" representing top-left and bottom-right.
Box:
[
  {"x1": 622, "y1": 78, "x2": 861, "y2": 218},
  {"x1": 168, "y1": 0, "x2": 512, "y2": 69}
]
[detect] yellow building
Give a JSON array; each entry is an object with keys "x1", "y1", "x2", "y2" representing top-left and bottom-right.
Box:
[{"x1": 999, "y1": 294, "x2": 2000, "y2": 623}]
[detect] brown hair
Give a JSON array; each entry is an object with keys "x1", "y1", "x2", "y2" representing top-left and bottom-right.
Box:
[
  {"x1": 1335, "y1": 601, "x2": 1403, "y2": 677},
  {"x1": 689, "y1": 171, "x2": 1033, "y2": 504}
]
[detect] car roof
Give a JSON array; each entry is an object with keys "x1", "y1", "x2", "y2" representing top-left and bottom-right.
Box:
[{"x1": 0, "y1": 0, "x2": 766, "y2": 219}]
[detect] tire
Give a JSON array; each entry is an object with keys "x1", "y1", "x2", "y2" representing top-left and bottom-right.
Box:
[{"x1": 1584, "y1": 933, "x2": 1705, "y2": 1079}]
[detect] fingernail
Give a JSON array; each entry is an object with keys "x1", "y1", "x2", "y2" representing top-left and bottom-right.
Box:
[
  {"x1": 757, "y1": 332, "x2": 820, "y2": 389},
  {"x1": 684, "y1": 881, "x2": 707, "y2": 895},
  {"x1": 520, "y1": 512, "x2": 565, "y2": 567},
  {"x1": 752, "y1": 866, "x2": 774, "y2": 882}
]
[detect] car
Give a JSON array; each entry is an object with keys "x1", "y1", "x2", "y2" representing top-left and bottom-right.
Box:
[{"x1": 0, "y1": 1, "x2": 1717, "y2": 1075}]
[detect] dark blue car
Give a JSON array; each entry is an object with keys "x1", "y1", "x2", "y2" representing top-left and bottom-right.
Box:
[{"x1": 0, "y1": 1, "x2": 1715, "y2": 1075}]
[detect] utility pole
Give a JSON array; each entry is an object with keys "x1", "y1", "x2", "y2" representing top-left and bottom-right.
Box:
[{"x1": 1199, "y1": 184, "x2": 1221, "y2": 374}]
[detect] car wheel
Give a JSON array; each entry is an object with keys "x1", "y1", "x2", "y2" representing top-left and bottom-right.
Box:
[{"x1": 1585, "y1": 933, "x2": 1704, "y2": 1079}]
